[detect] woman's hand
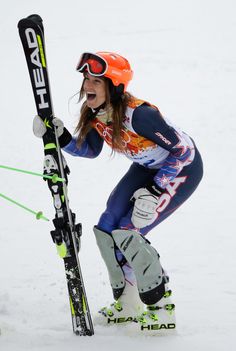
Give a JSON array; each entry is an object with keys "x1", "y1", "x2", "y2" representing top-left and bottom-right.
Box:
[{"x1": 33, "y1": 116, "x2": 72, "y2": 147}]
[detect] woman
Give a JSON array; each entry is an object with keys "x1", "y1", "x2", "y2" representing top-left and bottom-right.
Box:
[{"x1": 33, "y1": 52, "x2": 203, "y2": 332}]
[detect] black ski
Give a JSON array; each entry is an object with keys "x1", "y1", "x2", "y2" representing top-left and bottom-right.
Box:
[{"x1": 18, "y1": 14, "x2": 94, "y2": 336}]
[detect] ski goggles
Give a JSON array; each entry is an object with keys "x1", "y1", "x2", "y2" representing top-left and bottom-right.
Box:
[{"x1": 76, "y1": 52, "x2": 108, "y2": 76}]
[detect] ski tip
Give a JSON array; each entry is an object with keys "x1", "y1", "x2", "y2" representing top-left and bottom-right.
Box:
[
  {"x1": 27, "y1": 14, "x2": 43, "y2": 23},
  {"x1": 18, "y1": 14, "x2": 43, "y2": 29}
]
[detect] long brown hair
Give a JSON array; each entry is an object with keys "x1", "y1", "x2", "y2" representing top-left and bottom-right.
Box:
[{"x1": 75, "y1": 77, "x2": 135, "y2": 152}]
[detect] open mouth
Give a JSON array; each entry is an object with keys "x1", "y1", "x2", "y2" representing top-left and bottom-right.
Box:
[{"x1": 87, "y1": 92, "x2": 96, "y2": 101}]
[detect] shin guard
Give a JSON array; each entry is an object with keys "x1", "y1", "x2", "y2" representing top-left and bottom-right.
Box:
[
  {"x1": 93, "y1": 226, "x2": 125, "y2": 299},
  {"x1": 112, "y1": 229, "x2": 165, "y2": 305}
]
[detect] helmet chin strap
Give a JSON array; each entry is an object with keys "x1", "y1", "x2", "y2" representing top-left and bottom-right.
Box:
[{"x1": 88, "y1": 101, "x2": 107, "y2": 120}]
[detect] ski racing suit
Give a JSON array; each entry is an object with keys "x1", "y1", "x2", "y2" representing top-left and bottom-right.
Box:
[{"x1": 63, "y1": 98, "x2": 203, "y2": 295}]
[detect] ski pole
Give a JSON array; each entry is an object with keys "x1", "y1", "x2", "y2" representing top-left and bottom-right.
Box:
[
  {"x1": 0, "y1": 192, "x2": 49, "y2": 221},
  {"x1": 0, "y1": 164, "x2": 65, "y2": 183}
]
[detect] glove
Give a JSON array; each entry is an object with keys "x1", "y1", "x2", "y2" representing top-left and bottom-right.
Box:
[
  {"x1": 33, "y1": 115, "x2": 47, "y2": 137},
  {"x1": 131, "y1": 182, "x2": 165, "y2": 229},
  {"x1": 33, "y1": 116, "x2": 72, "y2": 147},
  {"x1": 51, "y1": 117, "x2": 65, "y2": 137}
]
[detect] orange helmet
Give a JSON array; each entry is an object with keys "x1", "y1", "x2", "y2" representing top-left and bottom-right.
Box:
[{"x1": 76, "y1": 51, "x2": 133, "y2": 92}]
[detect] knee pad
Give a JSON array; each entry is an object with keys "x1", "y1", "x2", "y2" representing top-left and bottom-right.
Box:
[
  {"x1": 112, "y1": 229, "x2": 165, "y2": 305},
  {"x1": 93, "y1": 226, "x2": 125, "y2": 299}
]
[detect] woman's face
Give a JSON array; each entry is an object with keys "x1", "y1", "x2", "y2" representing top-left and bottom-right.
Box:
[{"x1": 83, "y1": 73, "x2": 106, "y2": 109}]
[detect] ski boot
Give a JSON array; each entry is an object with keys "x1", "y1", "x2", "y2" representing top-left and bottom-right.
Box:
[
  {"x1": 136, "y1": 288, "x2": 176, "y2": 334},
  {"x1": 94, "y1": 281, "x2": 144, "y2": 326}
]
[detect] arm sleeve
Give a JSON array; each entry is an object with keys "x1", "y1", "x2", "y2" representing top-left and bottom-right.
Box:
[
  {"x1": 63, "y1": 128, "x2": 104, "y2": 158},
  {"x1": 132, "y1": 105, "x2": 192, "y2": 188}
]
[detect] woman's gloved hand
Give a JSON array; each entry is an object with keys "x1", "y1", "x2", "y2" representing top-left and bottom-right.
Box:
[
  {"x1": 33, "y1": 115, "x2": 72, "y2": 147},
  {"x1": 131, "y1": 182, "x2": 165, "y2": 229}
]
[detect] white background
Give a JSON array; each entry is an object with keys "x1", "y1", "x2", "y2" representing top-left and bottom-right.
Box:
[{"x1": 0, "y1": 0, "x2": 235, "y2": 350}]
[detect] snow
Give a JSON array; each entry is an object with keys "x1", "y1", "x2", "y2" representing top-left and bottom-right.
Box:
[{"x1": 0, "y1": 0, "x2": 236, "y2": 349}]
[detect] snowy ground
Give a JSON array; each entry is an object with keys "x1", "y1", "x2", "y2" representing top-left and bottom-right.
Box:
[{"x1": 1, "y1": 0, "x2": 236, "y2": 350}]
